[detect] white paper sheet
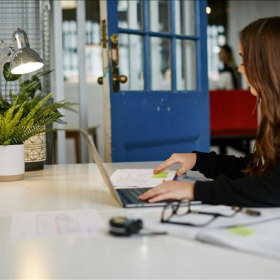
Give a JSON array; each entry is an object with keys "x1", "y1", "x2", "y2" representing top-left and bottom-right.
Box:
[
  {"x1": 10, "y1": 209, "x2": 106, "y2": 240},
  {"x1": 110, "y1": 169, "x2": 177, "y2": 188},
  {"x1": 197, "y1": 218, "x2": 280, "y2": 260},
  {"x1": 165, "y1": 205, "x2": 280, "y2": 260}
]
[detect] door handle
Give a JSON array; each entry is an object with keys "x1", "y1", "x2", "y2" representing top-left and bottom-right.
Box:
[
  {"x1": 97, "y1": 75, "x2": 128, "y2": 85},
  {"x1": 97, "y1": 77, "x2": 103, "y2": 85},
  {"x1": 113, "y1": 74, "x2": 128, "y2": 84}
]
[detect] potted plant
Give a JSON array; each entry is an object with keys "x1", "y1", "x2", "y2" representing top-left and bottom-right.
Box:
[
  {"x1": 0, "y1": 93, "x2": 69, "y2": 181},
  {"x1": 0, "y1": 62, "x2": 78, "y2": 175}
]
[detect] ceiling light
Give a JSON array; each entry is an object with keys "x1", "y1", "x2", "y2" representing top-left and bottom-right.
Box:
[{"x1": 61, "y1": 0, "x2": 77, "y2": 10}]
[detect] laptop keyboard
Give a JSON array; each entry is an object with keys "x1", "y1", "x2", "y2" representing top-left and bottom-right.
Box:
[{"x1": 117, "y1": 188, "x2": 150, "y2": 204}]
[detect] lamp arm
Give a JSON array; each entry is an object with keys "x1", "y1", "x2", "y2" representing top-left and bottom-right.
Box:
[{"x1": 0, "y1": 42, "x2": 16, "y2": 73}]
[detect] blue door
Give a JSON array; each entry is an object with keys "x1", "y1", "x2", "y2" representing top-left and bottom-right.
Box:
[{"x1": 100, "y1": 0, "x2": 209, "y2": 162}]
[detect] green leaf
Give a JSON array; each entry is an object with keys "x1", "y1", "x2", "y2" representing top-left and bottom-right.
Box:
[
  {"x1": 3, "y1": 139, "x2": 11, "y2": 146},
  {"x1": 31, "y1": 69, "x2": 54, "y2": 79},
  {"x1": 3, "y1": 62, "x2": 22, "y2": 81},
  {"x1": 20, "y1": 77, "x2": 42, "y2": 99}
]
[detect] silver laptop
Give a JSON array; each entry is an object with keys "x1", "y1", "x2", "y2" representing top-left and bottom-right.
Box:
[{"x1": 80, "y1": 129, "x2": 184, "y2": 208}]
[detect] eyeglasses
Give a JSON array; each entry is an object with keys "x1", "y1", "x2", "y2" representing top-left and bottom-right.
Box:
[{"x1": 161, "y1": 199, "x2": 243, "y2": 227}]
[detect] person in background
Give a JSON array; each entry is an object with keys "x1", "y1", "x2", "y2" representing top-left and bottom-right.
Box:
[
  {"x1": 218, "y1": 44, "x2": 241, "y2": 89},
  {"x1": 140, "y1": 17, "x2": 280, "y2": 207}
]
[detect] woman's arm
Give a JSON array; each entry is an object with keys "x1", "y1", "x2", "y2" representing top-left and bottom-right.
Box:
[
  {"x1": 140, "y1": 162, "x2": 280, "y2": 207},
  {"x1": 192, "y1": 151, "x2": 253, "y2": 179},
  {"x1": 194, "y1": 161, "x2": 280, "y2": 207}
]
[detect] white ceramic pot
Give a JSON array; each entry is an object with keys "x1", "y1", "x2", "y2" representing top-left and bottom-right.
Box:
[{"x1": 0, "y1": 144, "x2": 25, "y2": 182}]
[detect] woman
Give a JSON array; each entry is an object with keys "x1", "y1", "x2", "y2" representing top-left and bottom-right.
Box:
[
  {"x1": 218, "y1": 44, "x2": 241, "y2": 89},
  {"x1": 140, "y1": 17, "x2": 280, "y2": 207}
]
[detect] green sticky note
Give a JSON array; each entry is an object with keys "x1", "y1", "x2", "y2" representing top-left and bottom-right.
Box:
[
  {"x1": 228, "y1": 226, "x2": 256, "y2": 236},
  {"x1": 152, "y1": 172, "x2": 169, "y2": 179}
]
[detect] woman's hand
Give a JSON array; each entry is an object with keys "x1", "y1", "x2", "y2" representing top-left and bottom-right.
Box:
[
  {"x1": 154, "y1": 153, "x2": 197, "y2": 176},
  {"x1": 139, "y1": 180, "x2": 195, "y2": 203}
]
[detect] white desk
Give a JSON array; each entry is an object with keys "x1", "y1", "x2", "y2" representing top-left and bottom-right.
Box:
[{"x1": 0, "y1": 162, "x2": 279, "y2": 279}]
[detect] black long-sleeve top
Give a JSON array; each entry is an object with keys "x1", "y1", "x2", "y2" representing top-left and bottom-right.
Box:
[{"x1": 192, "y1": 151, "x2": 280, "y2": 207}]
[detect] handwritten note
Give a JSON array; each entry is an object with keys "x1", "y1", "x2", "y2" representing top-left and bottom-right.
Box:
[
  {"x1": 110, "y1": 169, "x2": 176, "y2": 189},
  {"x1": 10, "y1": 209, "x2": 106, "y2": 240}
]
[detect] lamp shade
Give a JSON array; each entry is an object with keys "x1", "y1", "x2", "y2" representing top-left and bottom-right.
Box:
[
  {"x1": 10, "y1": 28, "x2": 44, "y2": 75},
  {"x1": 10, "y1": 48, "x2": 44, "y2": 74}
]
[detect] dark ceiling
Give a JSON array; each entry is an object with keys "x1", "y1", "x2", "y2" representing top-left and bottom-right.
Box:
[
  {"x1": 207, "y1": 0, "x2": 228, "y2": 26},
  {"x1": 62, "y1": 0, "x2": 100, "y2": 22}
]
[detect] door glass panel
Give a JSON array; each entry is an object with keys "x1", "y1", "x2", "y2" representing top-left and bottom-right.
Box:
[
  {"x1": 149, "y1": 0, "x2": 170, "y2": 33},
  {"x1": 174, "y1": 0, "x2": 195, "y2": 36},
  {"x1": 118, "y1": 0, "x2": 143, "y2": 30},
  {"x1": 176, "y1": 40, "x2": 197, "y2": 91},
  {"x1": 119, "y1": 34, "x2": 144, "y2": 90},
  {"x1": 150, "y1": 37, "x2": 171, "y2": 90}
]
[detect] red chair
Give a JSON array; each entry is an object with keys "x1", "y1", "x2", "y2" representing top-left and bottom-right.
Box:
[{"x1": 210, "y1": 90, "x2": 258, "y2": 155}]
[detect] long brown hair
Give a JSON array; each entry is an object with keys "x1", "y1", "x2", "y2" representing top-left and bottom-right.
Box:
[{"x1": 240, "y1": 17, "x2": 280, "y2": 176}]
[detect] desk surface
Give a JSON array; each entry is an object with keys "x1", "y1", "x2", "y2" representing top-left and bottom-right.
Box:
[{"x1": 0, "y1": 162, "x2": 279, "y2": 279}]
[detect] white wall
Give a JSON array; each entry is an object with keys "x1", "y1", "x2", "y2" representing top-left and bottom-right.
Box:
[
  {"x1": 52, "y1": 82, "x2": 105, "y2": 163},
  {"x1": 65, "y1": 82, "x2": 104, "y2": 162}
]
